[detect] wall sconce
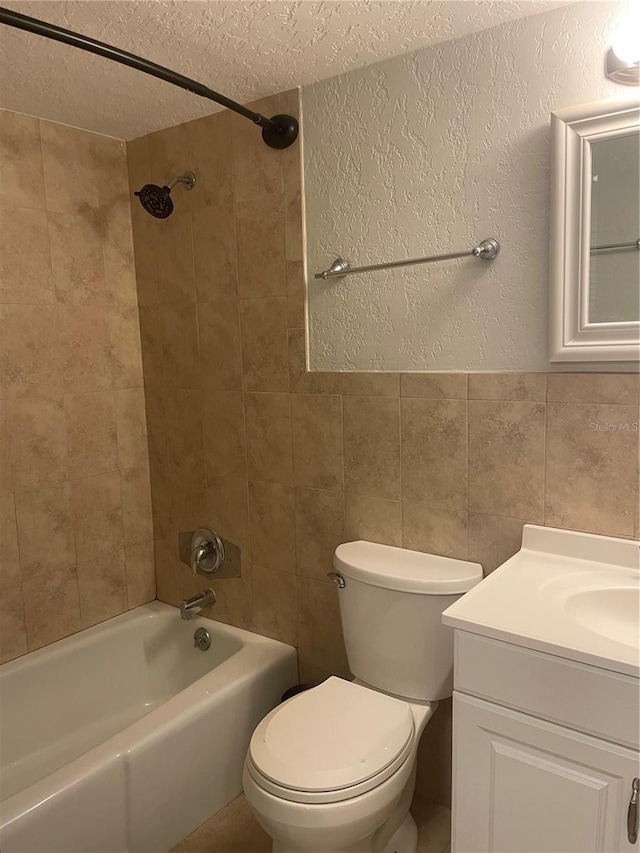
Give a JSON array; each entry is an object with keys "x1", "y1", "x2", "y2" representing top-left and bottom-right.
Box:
[{"x1": 606, "y1": 17, "x2": 640, "y2": 85}]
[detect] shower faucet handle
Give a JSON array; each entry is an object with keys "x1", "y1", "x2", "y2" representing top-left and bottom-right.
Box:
[{"x1": 179, "y1": 527, "x2": 242, "y2": 580}]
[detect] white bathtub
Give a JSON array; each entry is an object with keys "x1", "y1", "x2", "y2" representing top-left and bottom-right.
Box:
[{"x1": 0, "y1": 601, "x2": 297, "y2": 853}]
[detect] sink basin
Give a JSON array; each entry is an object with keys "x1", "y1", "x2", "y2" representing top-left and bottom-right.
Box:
[{"x1": 565, "y1": 587, "x2": 640, "y2": 649}]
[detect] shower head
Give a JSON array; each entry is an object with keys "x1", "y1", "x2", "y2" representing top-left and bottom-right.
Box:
[{"x1": 134, "y1": 171, "x2": 196, "y2": 219}]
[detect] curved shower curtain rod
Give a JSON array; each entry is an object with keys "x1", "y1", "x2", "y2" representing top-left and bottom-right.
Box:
[{"x1": 0, "y1": 6, "x2": 299, "y2": 149}]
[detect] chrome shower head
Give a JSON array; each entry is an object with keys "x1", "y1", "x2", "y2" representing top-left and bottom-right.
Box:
[{"x1": 134, "y1": 171, "x2": 196, "y2": 219}]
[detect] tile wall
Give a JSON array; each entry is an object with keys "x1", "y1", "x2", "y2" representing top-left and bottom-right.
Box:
[
  {"x1": 0, "y1": 109, "x2": 154, "y2": 664},
  {"x1": 126, "y1": 91, "x2": 639, "y2": 805}
]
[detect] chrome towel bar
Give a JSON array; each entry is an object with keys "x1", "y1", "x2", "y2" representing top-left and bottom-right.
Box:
[
  {"x1": 590, "y1": 238, "x2": 640, "y2": 253},
  {"x1": 314, "y1": 238, "x2": 500, "y2": 280}
]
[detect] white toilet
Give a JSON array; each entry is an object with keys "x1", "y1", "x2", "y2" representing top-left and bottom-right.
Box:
[{"x1": 243, "y1": 540, "x2": 482, "y2": 853}]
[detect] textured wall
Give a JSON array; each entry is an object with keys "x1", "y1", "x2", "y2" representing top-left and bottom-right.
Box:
[
  {"x1": 127, "y1": 91, "x2": 638, "y2": 808},
  {"x1": 303, "y1": 1, "x2": 629, "y2": 370},
  {"x1": 0, "y1": 109, "x2": 154, "y2": 664}
]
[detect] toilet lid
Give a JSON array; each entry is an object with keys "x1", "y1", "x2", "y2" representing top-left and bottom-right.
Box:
[{"x1": 248, "y1": 677, "x2": 414, "y2": 796}]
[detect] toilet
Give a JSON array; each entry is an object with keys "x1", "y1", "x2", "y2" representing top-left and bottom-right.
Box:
[{"x1": 243, "y1": 540, "x2": 482, "y2": 853}]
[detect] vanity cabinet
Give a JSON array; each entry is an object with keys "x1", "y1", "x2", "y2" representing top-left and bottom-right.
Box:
[{"x1": 451, "y1": 633, "x2": 640, "y2": 853}]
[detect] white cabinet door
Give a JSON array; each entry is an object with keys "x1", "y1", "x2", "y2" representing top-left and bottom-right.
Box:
[{"x1": 452, "y1": 693, "x2": 640, "y2": 853}]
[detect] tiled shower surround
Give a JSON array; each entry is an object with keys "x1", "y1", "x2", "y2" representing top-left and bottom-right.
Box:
[
  {"x1": 126, "y1": 90, "x2": 639, "y2": 805},
  {"x1": 0, "y1": 109, "x2": 154, "y2": 665}
]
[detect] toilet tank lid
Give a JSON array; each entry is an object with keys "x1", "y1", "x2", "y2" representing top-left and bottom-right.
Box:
[{"x1": 334, "y1": 541, "x2": 483, "y2": 594}]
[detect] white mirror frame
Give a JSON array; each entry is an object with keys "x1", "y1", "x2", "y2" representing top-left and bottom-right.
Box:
[{"x1": 549, "y1": 97, "x2": 640, "y2": 363}]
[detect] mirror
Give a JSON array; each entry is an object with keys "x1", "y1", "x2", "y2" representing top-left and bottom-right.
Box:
[
  {"x1": 589, "y1": 132, "x2": 639, "y2": 324},
  {"x1": 550, "y1": 97, "x2": 640, "y2": 363}
]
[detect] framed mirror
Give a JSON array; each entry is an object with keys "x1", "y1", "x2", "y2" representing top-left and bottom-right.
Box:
[{"x1": 549, "y1": 97, "x2": 640, "y2": 363}]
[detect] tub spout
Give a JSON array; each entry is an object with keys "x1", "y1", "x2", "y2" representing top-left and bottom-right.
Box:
[{"x1": 180, "y1": 588, "x2": 216, "y2": 620}]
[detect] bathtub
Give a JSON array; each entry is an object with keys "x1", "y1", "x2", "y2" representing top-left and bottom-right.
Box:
[{"x1": 0, "y1": 601, "x2": 297, "y2": 853}]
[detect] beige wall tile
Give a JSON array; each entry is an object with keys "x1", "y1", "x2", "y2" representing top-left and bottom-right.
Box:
[
  {"x1": 78, "y1": 549, "x2": 128, "y2": 628},
  {"x1": 297, "y1": 576, "x2": 350, "y2": 678},
  {"x1": 72, "y1": 471, "x2": 124, "y2": 563},
  {"x1": 252, "y1": 563, "x2": 298, "y2": 646},
  {"x1": 186, "y1": 110, "x2": 233, "y2": 210},
  {"x1": 402, "y1": 502, "x2": 468, "y2": 560},
  {"x1": 249, "y1": 480, "x2": 295, "y2": 573},
  {"x1": 284, "y1": 174, "x2": 304, "y2": 265},
  {"x1": 203, "y1": 391, "x2": 247, "y2": 481},
  {"x1": 286, "y1": 260, "x2": 305, "y2": 330},
  {"x1": 2, "y1": 112, "x2": 148, "y2": 654},
  {"x1": 206, "y1": 476, "x2": 251, "y2": 561},
  {"x1": 468, "y1": 512, "x2": 526, "y2": 574},
  {"x1": 0, "y1": 110, "x2": 45, "y2": 209},
  {"x1": 401, "y1": 373, "x2": 467, "y2": 399},
  {"x1": 155, "y1": 542, "x2": 183, "y2": 607},
  {"x1": 288, "y1": 329, "x2": 342, "y2": 394},
  {"x1": 161, "y1": 304, "x2": 199, "y2": 389},
  {"x1": 1, "y1": 305, "x2": 61, "y2": 398},
  {"x1": 40, "y1": 120, "x2": 102, "y2": 212},
  {"x1": 59, "y1": 305, "x2": 112, "y2": 393},
  {"x1": 341, "y1": 373, "x2": 400, "y2": 397},
  {"x1": 192, "y1": 204, "x2": 238, "y2": 301},
  {"x1": 121, "y1": 465, "x2": 153, "y2": 546},
  {"x1": 155, "y1": 211, "x2": 196, "y2": 305},
  {"x1": 0, "y1": 403, "x2": 13, "y2": 492},
  {"x1": 163, "y1": 389, "x2": 207, "y2": 487},
  {"x1": 23, "y1": 565, "x2": 81, "y2": 650},
  {"x1": 469, "y1": 373, "x2": 546, "y2": 401},
  {"x1": 108, "y1": 304, "x2": 144, "y2": 390},
  {"x1": 298, "y1": 662, "x2": 332, "y2": 686},
  {"x1": 545, "y1": 402, "x2": 639, "y2": 537},
  {"x1": 147, "y1": 123, "x2": 191, "y2": 211},
  {"x1": 198, "y1": 300, "x2": 243, "y2": 391},
  {"x1": 231, "y1": 96, "x2": 283, "y2": 205},
  {"x1": 103, "y1": 210, "x2": 138, "y2": 308},
  {"x1": 401, "y1": 398, "x2": 467, "y2": 509},
  {"x1": 244, "y1": 392, "x2": 292, "y2": 484},
  {"x1": 65, "y1": 391, "x2": 118, "y2": 479},
  {"x1": 468, "y1": 400, "x2": 545, "y2": 521},
  {"x1": 344, "y1": 494, "x2": 402, "y2": 547},
  {"x1": 115, "y1": 388, "x2": 148, "y2": 472},
  {"x1": 7, "y1": 396, "x2": 68, "y2": 490},
  {"x1": 126, "y1": 136, "x2": 150, "y2": 190},
  {"x1": 295, "y1": 487, "x2": 345, "y2": 581},
  {"x1": 292, "y1": 394, "x2": 343, "y2": 491},
  {"x1": 138, "y1": 306, "x2": 166, "y2": 387},
  {"x1": 0, "y1": 208, "x2": 53, "y2": 304},
  {"x1": 547, "y1": 373, "x2": 639, "y2": 405},
  {"x1": 240, "y1": 297, "x2": 289, "y2": 392},
  {"x1": 0, "y1": 583, "x2": 27, "y2": 663},
  {"x1": 130, "y1": 214, "x2": 159, "y2": 306},
  {"x1": 236, "y1": 199, "x2": 286, "y2": 299},
  {"x1": 0, "y1": 491, "x2": 21, "y2": 587},
  {"x1": 125, "y1": 540, "x2": 156, "y2": 608},
  {"x1": 15, "y1": 483, "x2": 75, "y2": 576},
  {"x1": 48, "y1": 210, "x2": 106, "y2": 305},
  {"x1": 344, "y1": 396, "x2": 401, "y2": 500}
]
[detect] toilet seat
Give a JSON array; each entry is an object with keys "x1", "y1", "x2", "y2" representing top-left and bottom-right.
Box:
[{"x1": 246, "y1": 677, "x2": 415, "y2": 805}]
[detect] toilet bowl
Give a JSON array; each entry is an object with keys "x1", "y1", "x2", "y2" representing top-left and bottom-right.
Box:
[
  {"x1": 244, "y1": 541, "x2": 482, "y2": 853},
  {"x1": 243, "y1": 677, "x2": 435, "y2": 853}
]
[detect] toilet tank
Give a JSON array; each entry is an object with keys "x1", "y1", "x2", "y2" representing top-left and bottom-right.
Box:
[{"x1": 333, "y1": 541, "x2": 482, "y2": 702}]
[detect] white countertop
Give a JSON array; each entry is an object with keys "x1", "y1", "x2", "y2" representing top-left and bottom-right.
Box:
[{"x1": 442, "y1": 525, "x2": 640, "y2": 678}]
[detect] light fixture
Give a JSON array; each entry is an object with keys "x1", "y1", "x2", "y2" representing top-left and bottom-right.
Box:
[{"x1": 606, "y1": 13, "x2": 640, "y2": 85}]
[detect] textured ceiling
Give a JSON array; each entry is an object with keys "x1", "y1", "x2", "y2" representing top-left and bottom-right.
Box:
[{"x1": 0, "y1": 0, "x2": 573, "y2": 140}]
